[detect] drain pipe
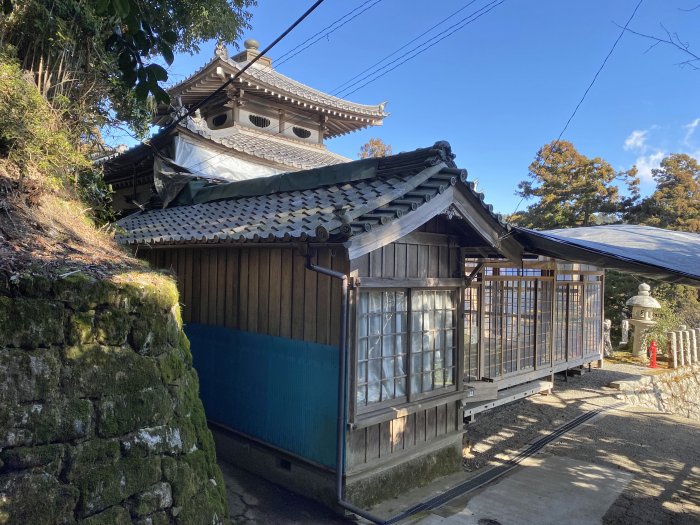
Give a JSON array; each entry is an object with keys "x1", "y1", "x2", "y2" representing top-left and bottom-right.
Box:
[{"x1": 305, "y1": 257, "x2": 388, "y2": 525}]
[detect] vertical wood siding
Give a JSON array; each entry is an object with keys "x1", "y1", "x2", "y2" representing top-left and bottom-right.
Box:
[{"x1": 142, "y1": 246, "x2": 347, "y2": 347}]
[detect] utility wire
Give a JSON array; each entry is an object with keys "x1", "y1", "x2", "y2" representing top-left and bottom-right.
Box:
[
  {"x1": 182, "y1": 0, "x2": 503, "y2": 176},
  {"x1": 154, "y1": 0, "x2": 326, "y2": 142},
  {"x1": 331, "y1": 0, "x2": 481, "y2": 95},
  {"x1": 339, "y1": 0, "x2": 504, "y2": 97},
  {"x1": 510, "y1": 0, "x2": 644, "y2": 218}
]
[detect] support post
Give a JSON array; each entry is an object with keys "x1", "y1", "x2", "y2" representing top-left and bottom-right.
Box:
[{"x1": 670, "y1": 332, "x2": 677, "y2": 369}]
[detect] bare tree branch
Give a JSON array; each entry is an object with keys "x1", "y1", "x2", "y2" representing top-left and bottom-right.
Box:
[{"x1": 618, "y1": 23, "x2": 700, "y2": 69}]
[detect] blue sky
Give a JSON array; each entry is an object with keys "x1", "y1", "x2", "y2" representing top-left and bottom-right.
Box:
[{"x1": 154, "y1": 0, "x2": 700, "y2": 215}]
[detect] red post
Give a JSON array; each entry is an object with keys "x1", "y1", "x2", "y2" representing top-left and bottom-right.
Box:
[{"x1": 649, "y1": 340, "x2": 658, "y2": 368}]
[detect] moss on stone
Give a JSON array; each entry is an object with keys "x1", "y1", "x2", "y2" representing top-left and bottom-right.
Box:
[
  {"x1": 127, "y1": 481, "x2": 172, "y2": 517},
  {"x1": 157, "y1": 347, "x2": 187, "y2": 385},
  {"x1": 62, "y1": 344, "x2": 161, "y2": 398},
  {"x1": 78, "y1": 505, "x2": 131, "y2": 525},
  {"x1": 0, "y1": 348, "x2": 61, "y2": 404},
  {"x1": 67, "y1": 311, "x2": 96, "y2": 345},
  {"x1": 121, "y1": 425, "x2": 185, "y2": 458},
  {"x1": 135, "y1": 510, "x2": 170, "y2": 525},
  {"x1": 0, "y1": 443, "x2": 64, "y2": 475},
  {"x1": 51, "y1": 272, "x2": 113, "y2": 310},
  {"x1": 0, "y1": 296, "x2": 65, "y2": 348},
  {"x1": 0, "y1": 398, "x2": 93, "y2": 447},
  {"x1": 65, "y1": 439, "x2": 121, "y2": 483},
  {"x1": 96, "y1": 386, "x2": 174, "y2": 438},
  {"x1": 345, "y1": 442, "x2": 462, "y2": 508},
  {"x1": 0, "y1": 471, "x2": 79, "y2": 525},
  {"x1": 93, "y1": 309, "x2": 131, "y2": 346},
  {"x1": 78, "y1": 456, "x2": 161, "y2": 517}
]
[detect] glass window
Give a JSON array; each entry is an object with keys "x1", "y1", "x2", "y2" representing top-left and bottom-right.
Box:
[
  {"x1": 356, "y1": 289, "x2": 456, "y2": 409},
  {"x1": 356, "y1": 291, "x2": 408, "y2": 407}
]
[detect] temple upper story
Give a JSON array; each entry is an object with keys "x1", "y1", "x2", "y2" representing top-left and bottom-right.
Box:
[{"x1": 103, "y1": 39, "x2": 388, "y2": 214}]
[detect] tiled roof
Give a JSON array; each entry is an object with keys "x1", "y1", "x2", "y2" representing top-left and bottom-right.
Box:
[
  {"x1": 116, "y1": 142, "x2": 507, "y2": 246},
  {"x1": 185, "y1": 122, "x2": 350, "y2": 170},
  {"x1": 166, "y1": 58, "x2": 387, "y2": 119}
]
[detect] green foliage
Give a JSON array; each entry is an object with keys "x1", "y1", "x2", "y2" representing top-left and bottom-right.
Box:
[
  {"x1": 0, "y1": 56, "x2": 88, "y2": 183},
  {"x1": 626, "y1": 153, "x2": 700, "y2": 232},
  {"x1": 511, "y1": 140, "x2": 639, "y2": 229},
  {"x1": 0, "y1": 0, "x2": 255, "y2": 133},
  {"x1": 358, "y1": 137, "x2": 393, "y2": 159},
  {"x1": 76, "y1": 166, "x2": 116, "y2": 226}
]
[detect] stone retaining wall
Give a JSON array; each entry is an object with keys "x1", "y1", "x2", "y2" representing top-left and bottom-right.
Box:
[
  {"x1": 0, "y1": 271, "x2": 228, "y2": 524},
  {"x1": 611, "y1": 365, "x2": 700, "y2": 421}
]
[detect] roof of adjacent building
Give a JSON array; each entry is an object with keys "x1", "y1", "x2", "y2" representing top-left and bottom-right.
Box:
[
  {"x1": 514, "y1": 224, "x2": 700, "y2": 285},
  {"x1": 116, "y1": 141, "x2": 512, "y2": 257}
]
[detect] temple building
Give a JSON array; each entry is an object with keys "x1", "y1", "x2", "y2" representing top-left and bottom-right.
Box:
[{"x1": 103, "y1": 39, "x2": 387, "y2": 214}]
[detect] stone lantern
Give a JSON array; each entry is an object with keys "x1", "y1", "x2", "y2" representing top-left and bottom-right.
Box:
[{"x1": 625, "y1": 283, "x2": 661, "y2": 359}]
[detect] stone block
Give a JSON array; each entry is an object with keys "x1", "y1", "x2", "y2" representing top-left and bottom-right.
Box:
[
  {"x1": 127, "y1": 481, "x2": 172, "y2": 517},
  {"x1": 0, "y1": 443, "x2": 65, "y2": 475},
  {"x1": 94, "y1": 309, "x2": 131, "y2": 346},
  {"x1": 79, "y1": 505, "x2": 131, "y2": 525},
  {"x1": 0, "y1": 296, "x2": 65, "y2": 348},
  {"x1": 0, "y1": 398, "x2": 93, "y2": 447},
  {"x1": 0, "y1": 347, "x2": 61, "y2": 403},
  {"x1": 96, "y1": 386, "x2": 174, "y2": 438},
  {"x1": 0, "y1": 471, "x2": 79, "y2": 525},
  {"x1": 135, "y1": 510, "x2": 170, "y2": 525},
  {"x1": 121, "y1": 425, "x2": 185, "y2": 457},
  {"x1": 62, "y1": 344, "x2": 161, "y2": 398},
  {"x1": 66, "y1": 311, "x2": 96, "y2": 345},
  {"x1": 65, "y1": 439, "x2": 121, "y2": 483},
  {"x1": 78, "y1": 456, "x2": 161, "y2": 517}
]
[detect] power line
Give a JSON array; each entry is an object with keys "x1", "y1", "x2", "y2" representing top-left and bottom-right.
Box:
[
  {"x1": 510, "y1": 0, "x2": 644, "y2": 218},
  {"x1": 340, "y1": 0, "x2": 505, "y2": 98},
  {"x1": 181, "y1": 0, "x2": 504, "y2": 176},
  {"x1": 331, "y1": 0, "x2": 481, "y2": 95}
]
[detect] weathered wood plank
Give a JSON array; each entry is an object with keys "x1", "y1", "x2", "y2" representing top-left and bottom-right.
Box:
[
  {"x1": 347, "y1": 428, "x2": 367, "y2": 468},
  {"x1": 351, "y1": 254, "x2": 370, "y2": 277},
  {"x1": 267, "y1": 248, "x2": 282, "y2": 336},
  {"x1": 303, "y1": 253, "x2": 317, "y2": 342},
  {"x1": 417, "y1": 246, "x2": 429, "y2": 278},
  {"x1": 257, "y1": 249, "x2": 270, "y2": 334},
  {"x1": 447, "y1": 400, "x2": 458, "y2": 432},
  {"x1": 416, "y1": 409, "x2": 426, "y2": 443},
  {"x1": 216, "y1": 249, "x2": 226, "y2": 325},
  {"x1": 379, "y1": 420, "x2": 391, "y2": 458},
  {"x1": 329, "y1": 251, "x2": 342, "y2": 347},
  {"x1": 279, "y1": 249, "x2": 293, "y2": 338},
  {"x1": 382, "y1": 243, "x2": 395, "y2": 279},
  {"x1": 436, "y1": 403, "x2": 447, "y2": 437},
  {"x1": 316, "y1": 249, "x2": 332, "y2": 345},
  {"x1": 428, "y1": 245, "x2": 439, "y2": 278},
  {"x1": 224, "y1": 248, "x2": 239, "y2": 328},
  {"x1": 395, "y1": 243, "x2": 407, "y2": 279},
  {"x1": 407, "y1": 244, "x2": 419, "y2": 278},
  {"x1": 208, "y1": 248, "x2": 218, "y2": 325},
  {"x1": 391, "y1": 416, "x2": 405, "y2": 453},
  {"x1": 404, "y1": 412, "x2": 416, "y2": 450},
  {"x1": 182, "y1": 249, "x2": 193, "y2": 322},
  {"x1": 190, "y1": 249, "x2": 201, "y2": 323},
  {"x1": 426, "y1": 406, "x2": 437, "y2": 439},
  {"x1": 439, "y1": 246, "x2": 449, "y2": 278},
  {"x1": 238, "y1": 249, "x2": 249, "y2": 329},
  {"x1": 369, "y1": 249, "x2": 382, "y2": 278},
  {"x1": 366, "y1": 425, "x2": 380, "y2": 461},
  {"x1": 247, "y1": 249, "x2": 259, "y2": 332},
  {"x1": 291, "y1": 252, "x2": 305, "y2": 341}
]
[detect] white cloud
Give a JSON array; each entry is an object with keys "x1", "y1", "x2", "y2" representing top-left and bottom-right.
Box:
[
  {"x1": 624, "y1": 129, "x2": 648, "y2": 152},
  {"x1": 683, "y1": 118, "x2": 700, "y2": 145},
  {"x1": 634, "y1": 151, "x2": 665, "y2": 181}
]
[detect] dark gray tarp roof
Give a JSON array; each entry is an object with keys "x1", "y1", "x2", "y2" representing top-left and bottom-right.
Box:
[{"x1": 513, "y1": 224, "x2": 700, "y2": 286}]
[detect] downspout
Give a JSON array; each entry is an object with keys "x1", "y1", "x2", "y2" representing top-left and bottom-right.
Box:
[{"x1": 305, "y1": 257, "x2": 388, "y2": 525}]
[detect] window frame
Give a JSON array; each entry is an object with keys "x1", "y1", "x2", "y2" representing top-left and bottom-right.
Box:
[{"x1": 353, "y1": 286, "x2": 460, "y2": 416}]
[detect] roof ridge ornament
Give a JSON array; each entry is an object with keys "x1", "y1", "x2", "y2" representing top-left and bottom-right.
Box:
[{"x1": 214, "y1": 40, "x2": 229, "y2": 60}]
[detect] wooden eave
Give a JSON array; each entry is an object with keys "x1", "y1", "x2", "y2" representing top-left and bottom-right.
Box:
[{"x1": 159, "y1": 59, "x2": 386, "y2": 138}]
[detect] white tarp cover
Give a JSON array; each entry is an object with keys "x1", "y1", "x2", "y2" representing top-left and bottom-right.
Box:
[
  {"x1": 514, "y1": 224, "x2": 700, "y2": 285},
  {"x1": 173, "y1": 136, "x2": 283, "y2": 182}
]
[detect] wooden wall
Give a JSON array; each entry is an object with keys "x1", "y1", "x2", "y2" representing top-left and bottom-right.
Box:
[
  {"x1": 346, "y1": 402, "x2": 460, "y2": 472},
  {"x1": 141, "y1": 246, "x2": 347, "y2": 347},
  {"x1": 345, "y1": 220, "x2": 465, "y2": 471}
]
